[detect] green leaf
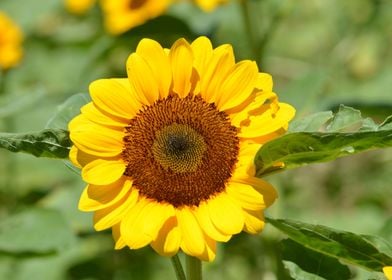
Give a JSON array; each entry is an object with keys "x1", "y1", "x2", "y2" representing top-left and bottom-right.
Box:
[
  {"x1": 266, "y1": 217, "x2": 392, "y2": 271},
  {"x1": 0, "y1": 129, "x2": 71, "y2": 158},
  {"x1": 46, "y1": 93, "x2": 90, "y2": 130},
  {"x1": 326, "y1": 105, "x2": 364, "y2": 132},
  {"x1": 257, "y1": 107, "x2": 392, "y2": 176},
  {"x1": 282, "y1": 239, "x2": 351, "y2": 280},
  {"x1": 283, "y1": 261, "x2": 326, "y2": 280},
  {"x1": 0, "y1": 208, "x2": 76, "y2": 255},
  {"x1": 289, "y1": 105, "x2": 382, "y2": 133},
  {"x1": 289, "y1": 111, "x2": 333, "y2": 132},
  {"x1": 255, "y1": 107, "x2": 392, "y2": 177}
]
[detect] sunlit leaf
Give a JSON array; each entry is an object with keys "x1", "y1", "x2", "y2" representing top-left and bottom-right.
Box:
[
  {"x1": 289, "y1": 111, "x2": 333, "y2": 132},
  {"x1": 0, "y1": 208, "x2": 76, "y2": 255},
  {"x1": 282, "y1": 239, "x2": 351, "y2": 280},
  {"x1": 326, "y1": 105, "x2": 364, "y2": 132},
  {"x1": 267, "y1": 217, "x2": 392, "y2": 271},
  {"x1": 0, "y1": 129, "x2": 71, "y2": 158},
  {"x1": 256, "y1": 108, "x2": 392, "y2": 176}
]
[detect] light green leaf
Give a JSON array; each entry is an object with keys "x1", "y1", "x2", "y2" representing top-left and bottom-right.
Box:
[
  {"x1": 282, "y1": 239, "x2": 351, "y2": 280},
  {"x1": 46, "y1": 93, "x2": 90, "y2": 130},
  {"x1": 289, "y1": 105, "x2": 382, "y2": 133},
  {"x1": 0, "y1": 129, "x2": 71, "y2": 159},
  {"x1": 289, "y1": 111, "x2": 333, "y2": 132},
  {"x1": 326, "y1": 105, "x2": 364, "y2": 132},
  {"x1": 266, "y1": 217, "x2": 392, "y2": 271},
  {"x1": 0, "y1": 208, "x2": 76, "y2": 255}
]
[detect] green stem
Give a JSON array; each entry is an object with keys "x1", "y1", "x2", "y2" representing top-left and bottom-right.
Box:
[
  {"x1": 239, "y1": 0, "x2": 259, "y2": 64},
  {"x1": 170, "y1": 254, "x2": 186, "y2": 280},
  {"x1": 186, "y1": 255, "x2": 202, "y2": 280},
  {"x1": 240, "y1": 0, "x2": 287, "y2": 67}
]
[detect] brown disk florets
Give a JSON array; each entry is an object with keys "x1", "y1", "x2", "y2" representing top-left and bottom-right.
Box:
[{"x1": 122, "y1": 94, "x2": 239, "y2": 207}]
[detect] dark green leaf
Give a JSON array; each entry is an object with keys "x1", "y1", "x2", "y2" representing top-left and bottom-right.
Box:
[
  {"x1": 0, "y1": 129, "x2": 71, "y2": 158},
  {"x1": 267, "y1": 217, "x2": 392, "y2": 271},
  {"x1": 0, "y1": 208, "x2": 76, "y2": 255},
  {"x1": 282, "y1": 239, "x2": 351, "y2": 280},
  {"x1": 255, "y1": 130, "x2": 392, "y2": 176}
]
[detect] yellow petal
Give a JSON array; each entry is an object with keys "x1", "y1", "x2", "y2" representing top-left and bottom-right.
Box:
[
  {"x1": 243, "y1": 209, "x2": 265, "y2": 235},
  {"x1": 199, "y1": 44, "x2": 235, "y2": 103},
  {"x1": 69, "y1": 146, "x2": 97, "y2": 168},
  {"x1": 169, "y1": 38, "x2": 194, "y2": 98},
  {"x1": 216, "y1": 61, "x2": 259, "y2": 111},
  {"x1": 198, "y1": 235, "x2": 217, "y2": 262},
  {"x1": 81, "y1": 103, "x2": 127, "y2": 128},
  {"x1": 232, "y1": 177, "x2": 278, "y2": 207},
  {"x1": 383, "y1": 267, "x2": 392, "y2": 280},
  {"x1": 78, "y1": 179, "x2": 132, "y2": 211},
  {"x1": 191, "y1": 36, "x2": 213, "y2": 80},
  {"x1": 89, "y1": 78, "x2": 141, "y2": 120},
  {"x1": 194, "y1": 201, "x2": 231, "y2": 242},
  {"x1": 68, "y1": 114, "x2": 91, "y2": 131},
  {"x1": 226, "y1": 182, "x2": 265, "y2": 211},
  {"x1": 229, "y1": 91, "x2": 277, "y2": 126},
  {"x1": 82, "y1": 159, "x2": 126, "y2": 185},
  {"x1": 112, "y1": 223, "x2": 126, "y2": 250},
  {"x1": 121, "y1": 199, "x2": 175, "y2": 249},
  {"x1": 93, "y1": 188, "x2": 139, "y2": 231},
  {"x1": 239, "y1": 103, "x2": 296, "y2": 138},
  {"x1": 69, "y1": 146, "x2": 81, "y2": 168},
  {"x1": 255, "y1": 73, "x2": 273, "y2": 92},
  {"x1": 207, "y1": 192, "x2": 244, "y2": 235},
  {"x1": 151, "y1": 216, "x2": 181, "y2": 257},
  {"x1": 177, "y1": 207, "x2": 205, "y2": 256},
  {"x1": 231, "y1": 142, "x2": 261, "y2": 178},
  {"x1": 70, "y1": 124, "x2": 124, "y2": 157},
  {"x1": 127, "y1": 53, "x2": 160, "y2": 105},
  {"x1": 136, "y1": 38, "x2": 172, "y2": 99}
]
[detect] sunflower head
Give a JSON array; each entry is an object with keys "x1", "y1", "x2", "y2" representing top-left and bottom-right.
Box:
[
  {"x1": 194, "y1": 0, "x2": 229, "y2": 12},
  {"x1": 65, "y1": 0, "x2": 96, "y2": 15},
  {"x1": 0, "y1": 11, "x2": 23, "y2": 70},
  {"x1": 100, "y1": 0, "x2": 172, "y2": 35},
  {"x1": 69, "y1": 36, "x2": 295, "y2": 261}
]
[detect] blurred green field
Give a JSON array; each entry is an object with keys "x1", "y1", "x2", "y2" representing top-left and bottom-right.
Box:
[{"x1": 0, "y1": 0, "x2": 391, "y2": 279}]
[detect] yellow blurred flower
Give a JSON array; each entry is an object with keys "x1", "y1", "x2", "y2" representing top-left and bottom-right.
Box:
[
  {"x1": 69, "y1": 36, "x2": 295, "y2": 261},
  {"x1": 0, "y1": 11, "x2": 23, "y2": 70},
  {"x1": 65, "y1": 0, "x2": 96, "y2": 15},
  {"x1": 384, "y1": 267, "x2": 392, "y2": 280},
  {"x1": 100, "y1": 0, "x2": 173, "y2": 35},
  {"x1": 193, "y1": 0, "x2": 228, "y2": 12}
]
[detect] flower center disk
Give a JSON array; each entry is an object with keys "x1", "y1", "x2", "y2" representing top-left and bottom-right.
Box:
[
  {"x1": 122, "y1": 95, "x2": 239, "y2": 207},
  {"x1": 152, "y1": 123, "x2": 207, "y2": 173}
]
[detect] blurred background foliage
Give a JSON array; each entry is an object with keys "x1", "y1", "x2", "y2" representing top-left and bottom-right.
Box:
[{"x1": 0, "y1": 0, "x2": 391, "y2": 279}]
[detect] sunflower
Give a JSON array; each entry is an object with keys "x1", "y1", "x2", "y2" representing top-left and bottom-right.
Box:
[
  {"x1": 193, "y1": 0, "x2": 228, "y2": 12},
  {"x1": 0, "y1": 11, "x2": 23, "y2": 70},
  {"x1": 69, "y1": 36, "x2": 295, "y2": 261},
  {"x1": 100, "y1": 0, "x2": 173, "y2": 35},
  {"x1": 65, "y1": 0, "x2": 96, "y2": 15},
  {"x1": 384, "y1": 267, "x2": 392, "y2": 280}
]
